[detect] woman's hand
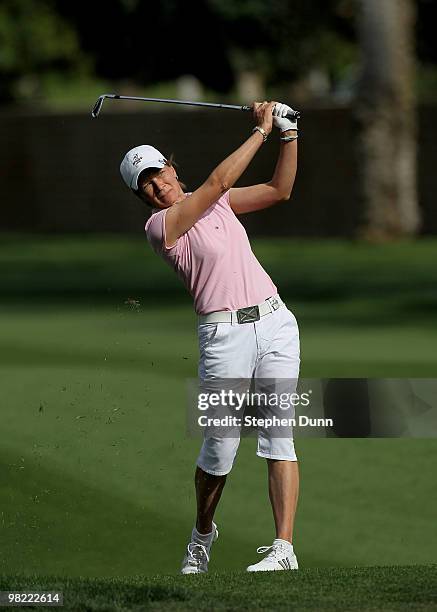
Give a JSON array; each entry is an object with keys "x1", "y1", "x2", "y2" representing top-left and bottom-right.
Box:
[
  {"x1": 252, "y1": 101, "x2": 276, "y2": 136},
  {"x1": 272, "y1": 102, "x2": 298, "y2": 133}
]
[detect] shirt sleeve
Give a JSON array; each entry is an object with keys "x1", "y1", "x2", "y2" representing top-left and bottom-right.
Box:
[
  {"x1": 220, "y1": 189, "x2": 232, "y2": 209},
  {"x1": 145, "y1": 209, "x2": 180, "y2": 255}
]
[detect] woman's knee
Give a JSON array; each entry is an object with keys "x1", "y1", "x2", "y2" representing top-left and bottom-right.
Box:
[{"x1": 196, "y1": 436, "x2": 241, "y2": 476}]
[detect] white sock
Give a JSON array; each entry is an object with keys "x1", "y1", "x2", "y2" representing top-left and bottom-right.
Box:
[
  {"x1": 191, "y1": 525, "x2": 215, "y2": 551},
  {"x1": 273, "y1": 538, "x2": 294, "y2": 554}
]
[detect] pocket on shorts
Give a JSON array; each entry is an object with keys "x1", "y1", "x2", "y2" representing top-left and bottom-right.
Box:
[
  {"x1": 286, "y1": 308, "x2": 299, "y2": 330},
  {"x1": 198, "y1": 323, "x2": 219, "y2": 352},
  {"x1": 257, "y1": 306, "x2": 296, "y2": 342}
]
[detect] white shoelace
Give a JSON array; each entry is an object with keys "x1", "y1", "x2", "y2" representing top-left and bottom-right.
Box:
[
  {"x1": 186, "y1": 542, "x2": 209, "y2": 567},
  {"x1": 256, "y1": 542, "x2": 288, "y2": 562}
]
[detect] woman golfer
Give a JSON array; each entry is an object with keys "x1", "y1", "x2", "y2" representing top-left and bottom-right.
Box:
[{"x1": 120, "y1": 101, "x2": 300, "y2": 573}]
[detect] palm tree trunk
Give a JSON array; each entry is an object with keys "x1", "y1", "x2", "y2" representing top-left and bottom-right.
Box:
[{"x1": 355, "y1": 0, "x2": 420, "y2": 239}]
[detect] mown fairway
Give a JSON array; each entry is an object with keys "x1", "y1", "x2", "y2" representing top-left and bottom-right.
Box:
[
  {"x1": 1, "y1": 566, "x2": 437, "y2": 611},
  {"x1": 1, "y1": 236, "x2": 436, "y2": 578}
]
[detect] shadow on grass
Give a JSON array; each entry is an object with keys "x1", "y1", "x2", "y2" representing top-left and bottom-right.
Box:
[
  {"x1": 2, "y1": 236, "x2": 437, "y2": 327},
  {"x1": 1, "y1": 291, "x2": 437, "y2": 328},
  {"x1": 0, "y1": 446, "x2": 189, "y2": 578}
]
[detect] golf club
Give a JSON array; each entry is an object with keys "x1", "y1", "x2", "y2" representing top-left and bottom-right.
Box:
[{"x1": 91, "y1": 94, "x2": 300, "y2": 120}]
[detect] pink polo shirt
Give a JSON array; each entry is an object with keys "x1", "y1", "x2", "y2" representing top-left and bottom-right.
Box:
[{"x1": 145, "y1": 190, "x2": 277, "y2": 315}]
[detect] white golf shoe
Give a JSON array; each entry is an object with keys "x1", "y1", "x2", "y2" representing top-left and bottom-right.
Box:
[
  {"x1": 181, "y1": 522, "x2": 219, "y2": 575},
  {"x1": 246, "y1": 538, "x2": 298, "y2": 572}
]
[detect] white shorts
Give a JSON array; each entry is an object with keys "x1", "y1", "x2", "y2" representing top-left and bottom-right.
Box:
[{"x1": 196, "y1": 298, "x2": 300, "y2": 476}]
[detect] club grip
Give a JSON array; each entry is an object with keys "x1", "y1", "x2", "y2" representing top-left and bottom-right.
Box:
[
  {"x1": 241, "y1": 105, "x2": 300, "y2": 121},
  {"x1": 286, "y1": 109, "x2": 300, "y2": 120}
]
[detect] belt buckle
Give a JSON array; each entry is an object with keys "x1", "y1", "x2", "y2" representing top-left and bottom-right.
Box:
[
  {"x1": 269, "y1": 296, "x2": 279, "y2": 311},
  {"x1": 237, "y1": 305, "x2": 260, "y2": 324}
]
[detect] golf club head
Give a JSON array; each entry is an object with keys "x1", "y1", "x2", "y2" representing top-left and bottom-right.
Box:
[
  {"x1": 91, "y1": 96, "x2": 105, "y2": 118},
  {"x1": 91, "y1": 94, "x2": 117, "y2": 118}
]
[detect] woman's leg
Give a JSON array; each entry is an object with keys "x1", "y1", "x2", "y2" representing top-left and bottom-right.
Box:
[
  {"x1": 254, "y1": 307, "x2": 301, "y2": 546},
  {"x1": 195, "y1": 435, "x2": 240, "y2": 531},
  {"x1": 195, "y1": 466, "x2": 227, "y2": 533},
  {"x1": 184, "y1": 321, "x2": 255, "y2": 572},
  {"x1": 267, "y1": 459, "x2": 299, "y2": 543}
]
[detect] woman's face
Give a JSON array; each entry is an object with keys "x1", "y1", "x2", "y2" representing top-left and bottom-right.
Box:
[{"x1": 138, "y1": 164, "x2": 185, "y2": 208}]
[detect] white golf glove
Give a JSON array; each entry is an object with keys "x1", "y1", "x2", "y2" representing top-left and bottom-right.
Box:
[{"x1": 273, "y1": 102, "x2": 298, "y2": 132}]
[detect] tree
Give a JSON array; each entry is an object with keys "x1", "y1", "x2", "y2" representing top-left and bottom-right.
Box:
[
  {"x1": 207, "y1": 0, "x2": 356, "y2": 94},
  {"x1": 55, "y1": 0, "x2": 234, "y2": 93},
  {"x1": 354, "y1": 0, "x2": 420, "y2": 239},
  {"x1": 0, "y1": 0, "x2": 85, "y2": 104}
]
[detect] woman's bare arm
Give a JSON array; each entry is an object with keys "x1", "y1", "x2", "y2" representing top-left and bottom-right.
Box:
[
  {"x1": 229, "y1": 130, "x2": 297, "y2": 214},
  {"x1": 164, "y1": 102, "x2": 275, "y2": 246}
]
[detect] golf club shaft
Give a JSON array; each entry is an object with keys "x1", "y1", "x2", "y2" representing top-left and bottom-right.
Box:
[{"x1": 91, "y1": 94, "x2": 300, "y2": 120}]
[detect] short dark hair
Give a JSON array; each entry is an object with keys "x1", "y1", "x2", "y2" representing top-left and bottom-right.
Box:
[{"x1": 132, "y1": 153, "x2": 186, "y2": 207}]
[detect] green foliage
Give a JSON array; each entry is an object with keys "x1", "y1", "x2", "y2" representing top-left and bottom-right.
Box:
[
  {"x1": 0, "y1": 0, "x2": 434, "y2": 106},
  {"x1": 0, "y1": 0, "x2": 87, "y2": 102},
  {"x1": 208, "y1": 0, "x2": 357, "y2": 86}
]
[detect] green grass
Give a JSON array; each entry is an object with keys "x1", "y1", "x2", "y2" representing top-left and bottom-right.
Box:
[
  {"x1": 1, "y1": 234, "x2": 437, "y2": 376},
  {"x1": 1, "y1": 566, "x2": 437, "y2": 611},
  {"x1": 1, "y1": 235, "x2": 437, "y2": 581}
]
